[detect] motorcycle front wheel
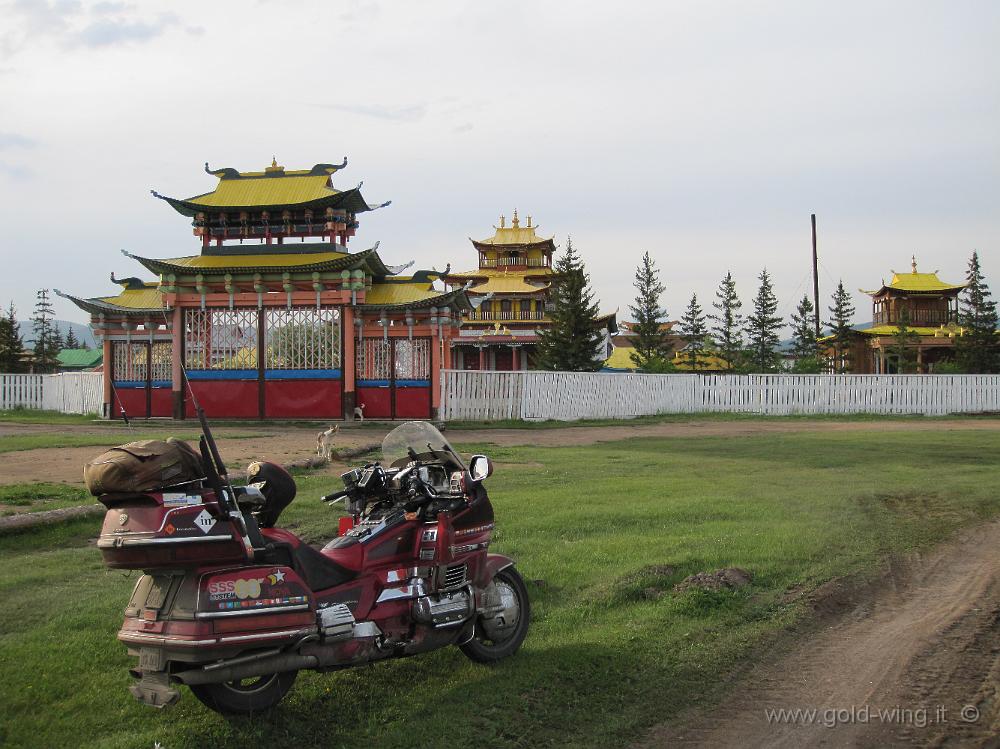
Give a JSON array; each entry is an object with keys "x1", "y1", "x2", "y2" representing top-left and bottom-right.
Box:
[
  {"x1": 460, "y1": 566, "x2": 530, "y2": 663},
  {"x1": 190, "y1": 670, "x2": 297, "y2": 715}
]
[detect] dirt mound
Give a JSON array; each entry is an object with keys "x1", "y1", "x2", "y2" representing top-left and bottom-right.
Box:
[{"x1": 674, "y1": 567, "x2": 752, "y2": 592}]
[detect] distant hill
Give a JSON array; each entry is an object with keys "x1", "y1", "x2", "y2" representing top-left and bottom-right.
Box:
[{"x1": 18, "y1": 320, "x2": 96, "y2": 349}]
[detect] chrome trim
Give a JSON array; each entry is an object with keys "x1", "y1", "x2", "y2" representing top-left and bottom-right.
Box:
[
  {"x1": 353, "y1": 621, "x2": 381, "y2": 638},
  {"x1": 386, "y1": 566, "x2": 430, "y2": 583},
  {"x1": 217, "y1": 628, "x2": 312, "y2": 644},
  {"x1": 375, "y1": 580, "x2": 428, "y2": 603},
  {"x1": 119, "y1": 632, "x2": 218, "y2": 647},
  {"x1": 98, "y1": 534, "x2": 234, "y2": 549},
  {"x1": 195, "y1": 603, "x2": 311, "y2": 619}
]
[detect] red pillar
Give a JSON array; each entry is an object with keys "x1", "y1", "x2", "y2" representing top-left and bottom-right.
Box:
[
  {"x1": 479, "y1": 346, "x2": 487, "y2": 371},
  {"x1": 342, "y1": 305, "x2": 355, "y2": 419},
  {"x1": 511, "y1": 346, "x2": 520, "y2": 371}
]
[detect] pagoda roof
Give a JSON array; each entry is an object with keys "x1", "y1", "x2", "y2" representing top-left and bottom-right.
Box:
[
  {"x1": 861, "y1": 259, "x2": 966, "y2": 296},
  {"x1": 151, "y1": 159, "x2": 390, "y2": 217},
  {"x1": 471, "y1": 211, "x2": 556, "y2": 250},
  {"x1": 123, "y1": 245, "x2": 405, "y2": 278},
  {"x1": 56, "y1": 285, "x2": 165, "y2": 317},
  {"x1": 447, "y1": 266, "x2": 556, "y2": 282},
  {"x1": 468, "y1": 275, "x2": 551, "y2": 295},
  {"x1": 365, "y1": 274, "x2": 450, "y2": 306},
  {"x1": 357, "y1": 284, "x2": 475, "y2": 313},
  {"x1": 854, "y1": 324, "x2": 968, "y2": 338}
]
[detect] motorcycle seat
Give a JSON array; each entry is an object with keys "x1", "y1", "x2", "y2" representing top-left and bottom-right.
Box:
[{"x1": 261, "y1": 528, "x2": 357, "y2": 592}]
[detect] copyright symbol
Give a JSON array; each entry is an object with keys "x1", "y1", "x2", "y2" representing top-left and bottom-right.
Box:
[{"x1": 961, "y1": 705, "x2": 980, "y2": 723}]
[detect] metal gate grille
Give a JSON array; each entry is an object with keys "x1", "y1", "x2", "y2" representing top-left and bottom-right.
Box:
[
  {"x1": 265, "y1": 307, "x2": 341, "y2": 369},
  {"x1": 183, "y1": 308, "x2": 258, "y2": 370},
  {"x1": 357, "y1": 338, "x2": 392, "y2": 380},
  {"x1": 150, "y1": 342, "x2": 172, "y2": 382},
  {"x1": 112, "y1": 342, "x2": 149, "y2": 382},
  {"x1": 394, "y1": 339, "x2": 431, "y2": 379}
]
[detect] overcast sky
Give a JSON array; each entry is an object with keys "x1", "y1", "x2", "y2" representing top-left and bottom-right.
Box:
[{"x1": 1, "y1": 0, "x2": 997, "y2": 332}]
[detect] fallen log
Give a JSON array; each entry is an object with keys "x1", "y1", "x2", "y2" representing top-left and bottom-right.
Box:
[{"x1": 0, "y1": 503, "x2": 104, "y2": 532}]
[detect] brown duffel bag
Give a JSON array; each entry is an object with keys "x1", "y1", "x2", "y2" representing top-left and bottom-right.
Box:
[{"x1": 84, "y1": 438, "x2": 205, "y2": 496}]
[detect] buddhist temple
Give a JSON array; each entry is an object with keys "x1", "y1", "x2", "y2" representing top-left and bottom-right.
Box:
[
  {"x1": 842, "y1": 258, "x2": 967, "y2": 373},
  {"x1": 59, "y1": 159, "x2": 473, "y2": 420},
  {"x1": 444, "y1": 211, "x2": 616, "y2": 369}
]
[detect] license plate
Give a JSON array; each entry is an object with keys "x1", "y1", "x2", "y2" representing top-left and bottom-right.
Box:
[{"x1": 139, "y1": 648, "x2": 165, "y2": 672}]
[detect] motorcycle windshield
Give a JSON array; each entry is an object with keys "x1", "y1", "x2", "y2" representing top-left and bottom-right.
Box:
[{"x1": 381, "y1": 421, "x2": 464, "y2": 470}]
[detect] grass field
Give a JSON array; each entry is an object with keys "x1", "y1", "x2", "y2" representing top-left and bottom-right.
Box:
[{"x1": 1, "y1": 428, "x2": 999, "y2": 748}]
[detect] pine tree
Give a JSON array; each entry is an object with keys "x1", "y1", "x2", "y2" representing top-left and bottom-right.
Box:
[
  {"x1": 50, "y1": 325, "x2": 65, "y2": 353},
  {"x1": 956, "y1": 250, "x2": 999, "y2": 373},
  {"x1": 65, "y1": 327, "x2": 80, "y2": 350},
  {"x1": 0, "y1": 303, "x2": 25, "y2": 372},
  {"x1": 790, "y1": 294, "x2": 822, "y2": 373},
  {"x1": 678, "y1": 293, "x2": 710, "y2": 370},
  {"x1": 744, "y1": 269, "x2": 783, "y2": 373},
  {"x1": 627, "y1": 251, "x2": 672, "y2": 371},
  {"x1": 891, "y1": 308, "x2": 920, "y2": 373},
  {"x1": 535, "y1": 238, "x2": 604, "y2": 372},
  {"x1": 826, "y1": 280, "x2": 856, "y2": 374},
  {"x1": 710, "y1": 271, "x2": 744, "y2": 372},
  {"x1": 31, "y1": 289, "x2": 60, "y2": 373}
]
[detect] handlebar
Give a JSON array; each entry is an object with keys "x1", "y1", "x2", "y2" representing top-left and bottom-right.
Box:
[{"x1": 321, "y1": 490, "x2": 349, "y2": 503}]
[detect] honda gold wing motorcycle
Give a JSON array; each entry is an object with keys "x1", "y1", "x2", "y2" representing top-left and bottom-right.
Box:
[{"x1": 95, "y1": 419, "x2": 529, "y2": 714}]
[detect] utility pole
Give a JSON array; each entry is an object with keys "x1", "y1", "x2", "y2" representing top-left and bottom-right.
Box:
[{"x1": 811, "y1": 214, "x2": 820, "y2": 338}]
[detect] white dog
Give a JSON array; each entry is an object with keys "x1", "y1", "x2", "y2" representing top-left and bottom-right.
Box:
[
  {"x1": 354, "y1": 403, "x2": 365, "y2": 423},
  {"x1": 316, "y1": 424, "x2": 339, "y2": 460}
]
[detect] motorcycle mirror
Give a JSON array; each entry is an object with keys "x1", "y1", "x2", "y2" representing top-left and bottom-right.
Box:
[{"x1": 468, "y1": 455, "x2": 493, "y2": 482}]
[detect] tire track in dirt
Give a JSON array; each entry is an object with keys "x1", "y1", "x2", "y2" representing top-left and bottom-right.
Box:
[{"x1": 634, "y1": 521, "x2": 1000, "y2": 748}]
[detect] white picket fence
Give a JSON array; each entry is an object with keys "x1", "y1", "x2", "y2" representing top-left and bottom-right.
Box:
[
  {"x1": 0, "y1": 373, "x2": 103, "y2": 415},
  {"x1": 440, "y1": 370, "x2": 1000, "y2": 421}
]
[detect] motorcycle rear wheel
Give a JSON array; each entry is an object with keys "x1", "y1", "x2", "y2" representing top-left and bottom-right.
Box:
[
  {"x1": 190, "y1": 670, "x2": 297, "y2": 715},
  {"x1": 460, "y1": 566, "x2": 530, "y2": 663}
]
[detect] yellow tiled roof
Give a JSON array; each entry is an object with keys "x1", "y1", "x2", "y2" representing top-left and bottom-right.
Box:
[
  {"x1": 469, "y1": 277, "x2": 550, "y2": 294},
  {"x1": 604, "y1": 346, "x2": 638, "y2": 370},
  {"x1": 154, "y1": 252, "x2": 348, "y2": 269},
  {"x1": 97, "y1": 287, "x2": 164, "y2": 310},
  {"x1": 857, "y1": 325, "x2": 966, "y2": 337},
  {"x1": 476, "y1": 226, "x2": 553, "y2": 246},
  {"x1": 862, "y1": 261, "x2": 965, "y2": 295},
  {"x1": 449, "y1": 267, "x2": 555, "y2": 279},
  {"x1": 673, "y1": 352, "x2": 731, "y2": 371},
  {"x1": 187, "y1": 174, "x2": 337, "y2": 209},
  {"x1": 364, "y1": 281, "x2": 440, "y2": 306}
]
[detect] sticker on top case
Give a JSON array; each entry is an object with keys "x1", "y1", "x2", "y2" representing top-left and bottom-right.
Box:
[{"x1": 162, "y1": 493, "x2": 203, "y2": 507}]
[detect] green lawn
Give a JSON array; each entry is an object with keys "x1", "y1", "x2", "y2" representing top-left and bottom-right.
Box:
[
  {"x1": 1, "y1": 429, "x2": 998, "y2": 748},
  {"x1": 0, "y1": 483, "x2": 94, "y2": 516}
]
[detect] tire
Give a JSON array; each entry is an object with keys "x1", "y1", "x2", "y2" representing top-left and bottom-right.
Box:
[
  {"x1": 189, "y1": 670, "x2": 298, "y2": 715},
  {"x1": 460, "y1": 566, "x2": 530, "y2": 663}
]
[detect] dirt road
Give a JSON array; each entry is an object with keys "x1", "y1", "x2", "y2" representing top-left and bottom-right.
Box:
[
  {"x1": 3, "y1": 417, "x2": 1000, "y2": 485},
  {"x1": 635, "y1": 520, "x2": 1000, "y2": 748}
]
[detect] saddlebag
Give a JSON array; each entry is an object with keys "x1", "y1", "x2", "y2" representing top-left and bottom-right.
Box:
[{"x1": 85, "y1": 439, "x2": 205, "y2": 496}]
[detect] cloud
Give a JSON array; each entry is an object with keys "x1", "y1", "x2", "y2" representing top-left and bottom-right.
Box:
[
  {"x1": 1, "y1": 0, "x2": 199, "y2": 56},
  {"x1": 0, "y1": 162, "x2": 32, "y2": 179},
  {"x1": 453, "y1": 123, "x2": 474, "y2": 134},
  {"x1": 321, "y1": 102, "x2": 427, "y2": 123},
  {"x1": 0, "y1": 132, "x2": 36, "y2": 149}
]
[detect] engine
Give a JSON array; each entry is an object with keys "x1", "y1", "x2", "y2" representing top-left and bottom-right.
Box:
[{"x1": 412, "y1": 588, "x2": 473, "y2": 628}]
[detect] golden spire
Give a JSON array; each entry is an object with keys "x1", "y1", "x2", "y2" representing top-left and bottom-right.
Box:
[
  {"x1": 272, "y1": 156, "x2": 277, "y2": 168},
  {"x1": 911, "y1": 255, "x2": 918, "y2": 273},
  {"x1": 526, "y1": 215, "x2": 532, "y2": 227},
  {"x1": 265, "y1": 156, "x2": 284, "y2": 174},
  {"x1": 499, "y1": 214, "x2": 506, "y2": 228},
  {"x1": 511, "y1": 209, "x2": 520, "y2": 228}
]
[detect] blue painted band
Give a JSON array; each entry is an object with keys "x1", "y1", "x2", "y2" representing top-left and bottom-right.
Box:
[
  {"x1": 395, "y1": 379, "x2": 431, "y2": 388},
  {"x1": 186, "y1": 370, "x2": 258, "y2": 381},
  {"x1": 357, "y1": 380, "x2": 390, "y2": 388},
  {"x1": 264, "y1": 369, "x2": 342, "y2": 380}
]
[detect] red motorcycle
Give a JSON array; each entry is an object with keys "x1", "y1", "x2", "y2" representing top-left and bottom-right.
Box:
[{"x1": 96, "y1": 419, "x2": 529, "y2": 714}]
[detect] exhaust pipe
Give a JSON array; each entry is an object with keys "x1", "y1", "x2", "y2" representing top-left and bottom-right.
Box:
[{"x1": 175, "y1": 653, "x2": 318, "y2": 685}]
